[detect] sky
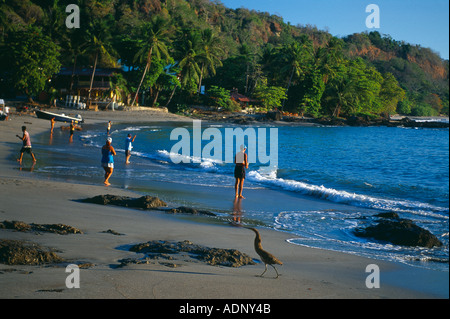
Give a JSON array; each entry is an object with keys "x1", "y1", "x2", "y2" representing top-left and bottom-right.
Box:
[{"x1": 220, "y1": 0, "x2": 449, "y2": 60}]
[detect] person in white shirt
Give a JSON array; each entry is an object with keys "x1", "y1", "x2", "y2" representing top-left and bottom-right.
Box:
[{"x1": 125, "y1": 133, "x2": 136, "y2": 164}]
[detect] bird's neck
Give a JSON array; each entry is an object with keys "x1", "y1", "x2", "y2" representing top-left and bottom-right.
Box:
[{"x1": 254, "y1": 238, "x2": 262, "y2": 249}]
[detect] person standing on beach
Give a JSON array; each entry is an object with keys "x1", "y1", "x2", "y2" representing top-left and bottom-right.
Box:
[
  {"x1": 50, "y1": 117, "x2": 55, "y2": 133},
  {"x1": 107, "y1": 121, "x2": 111, "y2": 135},
  {"x1": 70, "y1": 120, "x2": 75, "y2": 135},
  {"x1": 125, "y1": 133, "x2": 136, "y2": 164},
  {"x1": 234, "y1": 144, "x2": 248, "y2": 198},
  {"x1": 101, "y1": 137, "x2": 116, "y2": 186},
  {"x1": 17, "y1": 126, "x2": 36, "y2": 164},
  {"x1": 69, "y1": 120, "x2": 75, "y2": 143}
]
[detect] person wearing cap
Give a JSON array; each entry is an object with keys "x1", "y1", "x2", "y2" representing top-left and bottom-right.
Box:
[
  {"x1": 234, "y1": 144, "x2": 248, "y2": 198},
  {"x1": 101, "y1": 137, "x2": 116, "y2": 186}
]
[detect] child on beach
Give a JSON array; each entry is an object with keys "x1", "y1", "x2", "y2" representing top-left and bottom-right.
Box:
[
  {"x1": 17, "y1": 126, "x2": 36, "y2": 164},
  {"x1": 101, "y1": 137, "x2": 116, "y2": 186},
  {"x1": 234, "y1": 144, "x2": 248, "y2": 198},
  {"x1": 125, "y1": 133, "x2": 136, "y2": 164}
]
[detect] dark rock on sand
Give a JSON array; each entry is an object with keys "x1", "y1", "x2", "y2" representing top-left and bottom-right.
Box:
[
  {"x1": 354, "y1": 214, "x2": 443, "y2": 248},
  {"x1": 0, "y1": 220, "x2": 31, "y2": 232},
  {"x1": 81, "y1": 194, "x2": 167, "y2": 209},
  {"x1": 128, "y1": 240, "x2": 255, "y2": 267},
  {"x1": 101, "y1": 229, "x2": 124, "y2": 236},
  {"x1": 0, "y1": 239, "x2": 64, "y2": 265},
  {"x1": 81, "y1": 195, "x2": 217, "y2": 217},
  {"x1": 167, "y1": 206, "x2": 216, "y2": 216},
  {"x1": 0, "y1": 220, "x2": 83, "y2": 234},
  {"x1": 31, "y1": 223, "x2": 83, "y2": 234}
]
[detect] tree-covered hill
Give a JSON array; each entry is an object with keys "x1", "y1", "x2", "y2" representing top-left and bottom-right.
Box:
[{"x1": 0, "y1": 0, "x2": 448, "y2": 117}]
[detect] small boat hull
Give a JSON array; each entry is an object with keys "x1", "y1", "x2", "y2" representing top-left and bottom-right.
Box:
[{"x1": 35, "y1": 110, "x2": 83, "y2": 123}]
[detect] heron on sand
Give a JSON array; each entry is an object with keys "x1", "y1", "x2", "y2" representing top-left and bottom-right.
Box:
[{"x1": 247, "y1": 227, "x2": 282, "y2": 278}]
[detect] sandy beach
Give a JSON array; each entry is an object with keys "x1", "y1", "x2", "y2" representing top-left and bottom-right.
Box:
[{"x1": 0, "y1": 107, "x2": 448, "y2": 301}]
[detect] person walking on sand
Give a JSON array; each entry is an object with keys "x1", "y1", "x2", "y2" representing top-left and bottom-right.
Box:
[
  {"x1": 101, "y1": 137, "x2": 116, "y2": 186},
  {"x1": 125, "y1": 133, "x2": 136, "y2": 164},
  {"x1": 234, "y1": 144, "x2": 248, "y2": 198},
  {"x1": 17, "y1": 126, "x2": 36, "y2": 164}
]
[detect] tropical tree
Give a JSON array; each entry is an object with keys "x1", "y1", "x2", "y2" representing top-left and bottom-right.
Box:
[
  {"x1": 131, "y1": 16, "x2": 173, "y2": 106},
  {"x1": 324, "y1": 62, "x2": 358, "y2": 117},
  {"x1": 1, "y1": 26, "x2": 61, "y2": 102},
  {"x1": 85, "y1": 19, "x2": 118, "y2": 106},
  {"x1": 176, "y1": 29, "x2": 202, "y2": 94},
  {"x1": 275, "y1": 37, "x2": 313, "y2": 109},
  {"x1": 316, "y1": 37, "x2": 344, "y2": 84},
  {"x1": 378, "y1": 72, "x2": 405, "y2": 115},
  {"x1": 109, "y1": 73, "x2": 129, "y2": 105},
  {"x1": 65, "y1": 27, "x2": 88, "y2": 95},
  {"x1": 196, "y1": 28, "x2": 224, "y2": 94},
  {"x1": 207, "y1": 85, "x2": 231, "y2": 108},
  {"x1": 253, "y1": 79, "x2": 287, "y2": 111},
  {"x1": 324, "y1": 58, "x2": 383, "y2": 117}
]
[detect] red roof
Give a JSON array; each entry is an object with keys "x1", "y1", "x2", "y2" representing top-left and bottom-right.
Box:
[{"x1": 230, "y1": 91, "x2": 256, "y2": 103}]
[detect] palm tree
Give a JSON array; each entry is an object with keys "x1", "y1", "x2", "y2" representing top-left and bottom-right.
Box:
[
  {"x1": 85, "y1": 20, "x2": 117, "y2": 106},
  {"x1": 176, "y1": 30, "x2": 202, "y2": 94},
  {"x1": 110, "y1": 73, "x2": 129, "y2": 107},
  {"x1": 325, "y1": 63, "x2": 358, "y2": 117},
  {"x1": 196, "y1": 28, "x2": 223, "y2": 94},
  {"x1": 178, "y1": 40, "x2": 202, "y2": 93},
  {"x1": 277, "y1": 37, "x2": 313, "y2": 110},
  {"x1": 131, "y1": 16, "x2": 173, "y2": 107},
  {"x1": 316, "y1": 37, "x2": 344, "y2": 84},
  {"x1": 66, "y1": 28, "x2": 87, "y2": 95},
  {"x1": 279, "y1": 38, "x2": 313, "y2": 92}
]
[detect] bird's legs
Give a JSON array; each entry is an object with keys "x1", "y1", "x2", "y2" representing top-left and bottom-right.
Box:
[
  {"x1": 271, "y1": 265, "x2": 280, "y2": 278},
  {"x1": 258, "y1": 264, "x2": 268, "y2": 277},
  {"x1": 257, "y1": 264, "x2": 280, "y2": 279}
]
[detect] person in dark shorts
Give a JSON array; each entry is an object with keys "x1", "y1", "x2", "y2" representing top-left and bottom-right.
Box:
[
  {"x1": 234, "y1": 144, "x2": 248, "y2": 198},
  {"x1": 17, "y1": 126, "x2": 36, "y2": 164}
]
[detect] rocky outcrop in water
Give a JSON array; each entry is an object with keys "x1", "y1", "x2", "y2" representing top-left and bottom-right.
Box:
[{"x1": 354, "y1": 213, "x2": 443, "y2": 248}]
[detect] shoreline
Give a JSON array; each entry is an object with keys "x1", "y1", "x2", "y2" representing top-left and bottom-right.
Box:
[{"x1": 0, "y1": 108, "x2": 448, "y2": 299}]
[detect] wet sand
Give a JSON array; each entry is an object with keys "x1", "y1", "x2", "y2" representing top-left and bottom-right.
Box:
[{"x1": 0, "y1": 107, "x2": 447, "y2": 300}]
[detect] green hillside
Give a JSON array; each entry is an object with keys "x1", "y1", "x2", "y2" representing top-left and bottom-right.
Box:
[{"x1": 0, "y1": 0, "x2": 448, "y2": 117}]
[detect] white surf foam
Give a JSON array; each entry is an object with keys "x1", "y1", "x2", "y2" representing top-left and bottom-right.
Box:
[{"x1": 247, "y1": 169, "x2": 449, "y2": 217}]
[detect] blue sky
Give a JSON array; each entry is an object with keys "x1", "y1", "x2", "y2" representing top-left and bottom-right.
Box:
[{"x1": 220, "y1": 0, "x2": 449, "y2": 60}]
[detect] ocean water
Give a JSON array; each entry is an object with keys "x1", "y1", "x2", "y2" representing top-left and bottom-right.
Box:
[{"x1": 32, "y1": 120, "x2": 449, "y2": 271}]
